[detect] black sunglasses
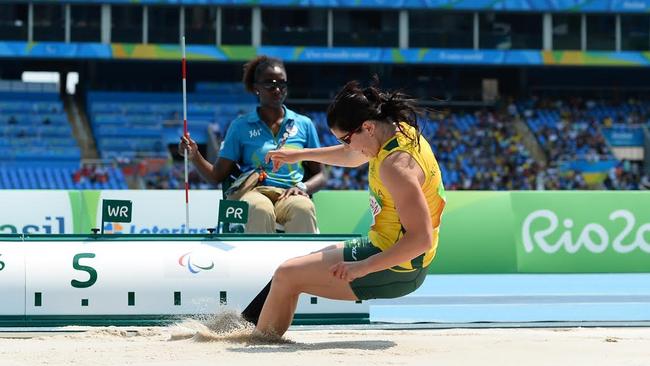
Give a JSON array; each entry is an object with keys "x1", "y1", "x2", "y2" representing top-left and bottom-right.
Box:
[
  {"x1": 337, "y1": 125, "x2": 363, "y2": 145},
  {"x1": 256, "y1": 80, "x2": 288, "y2": 91}
]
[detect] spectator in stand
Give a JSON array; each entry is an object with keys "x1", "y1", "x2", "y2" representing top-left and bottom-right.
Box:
[
  {"x1": 640, "y1": 172, "x2": 650, "y2": 190},
  {"x1": 72, "y1": 169, "x2": 83, "y2": 184},
  {"x1": 72, "y1": 163, "x2": 110, "y2": 186},
  {"x1": 72, "y1": 164, "x2": 91, "y2": 185},
  {"x1": 88, "y1": 165, "x2": 99, "y2": 184},
  {"x1": 95, "y1": 166, "x2": 108, "y2": 184}
]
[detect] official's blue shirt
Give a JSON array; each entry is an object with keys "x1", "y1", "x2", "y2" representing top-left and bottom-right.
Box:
[{"x1": 219, "y1": 106, "x2": 321, "y2": 189}]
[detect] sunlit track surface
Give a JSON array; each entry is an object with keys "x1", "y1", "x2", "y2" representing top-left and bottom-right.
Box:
[
  {"x1": 370, "y1": 274, "x2": 650, "y2": 324},
  {"x1": 293, "y1": 321, "x2": 650, "y2": 332}
]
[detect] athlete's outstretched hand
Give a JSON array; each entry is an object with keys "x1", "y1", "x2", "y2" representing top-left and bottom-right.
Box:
[
  {"x1": 265, "y1": 149, "x2": 303, "y2": 172},
  {"x1": 329, "y1": 261, "x2": 370, "y2": 282}
]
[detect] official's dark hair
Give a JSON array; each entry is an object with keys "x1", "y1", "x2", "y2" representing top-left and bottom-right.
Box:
[
  {"x1": 242, "y1": 55, "x2": 285, "y2": 93},
  {"x1": 326, "y1": 77, "x2": 423, "y2": 146}
]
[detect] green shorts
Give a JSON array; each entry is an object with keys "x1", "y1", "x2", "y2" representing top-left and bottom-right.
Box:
[{"x1": 343, "y1": 237, "x2": 428, "y2": 301}]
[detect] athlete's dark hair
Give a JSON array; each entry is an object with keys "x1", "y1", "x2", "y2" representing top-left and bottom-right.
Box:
[
  {"x1": 242, "y1": 55, "x2": 285, "y2": 94},
  {"x1": 326, "y1": 77, "x2": 423, "y2": 146}
]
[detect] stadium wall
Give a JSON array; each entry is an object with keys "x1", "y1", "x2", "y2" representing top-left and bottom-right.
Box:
[{"x1": 1, "y1": 190, "x2": 649, "y2": 274}]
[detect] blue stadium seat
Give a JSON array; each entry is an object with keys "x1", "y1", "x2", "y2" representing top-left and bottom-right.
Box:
[
  {"x1": 0, "y1": 90, "x2": 90, "y2": 189},
  {"x1": 87, "y1": 89, "x2": 256, "y2": 160}
]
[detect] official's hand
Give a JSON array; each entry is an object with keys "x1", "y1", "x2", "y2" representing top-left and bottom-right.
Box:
[
  {"x1": 278, "y1": 186, "x2": 308, "y2": 200},
  {"x1": 265, "y1": 149, "x2": 302, "y2": 172},
  {"x1": 178, "y1": 134, "x2": 199, "y2": 161},
  {"x1": 329, "y1": 260, "x2": 370, "y2": 282}
]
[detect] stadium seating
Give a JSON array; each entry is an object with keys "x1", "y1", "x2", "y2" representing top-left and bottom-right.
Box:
[
  {"x1": 85, "y1": 84, "x2": 258, "y2": 189},
  {"x1": 517, "y1": 97, "x2": 649, "y2": 187},
  {"x1": 0, "y1": 161, "x2": 127, "y2": 190},
  {"x1": 86, "y1": 84, "x2": 256, "y2": 159},
  {"x1": 305, "y1": 108, "x2": 537, "y2": 190},
  {"x1": 518, "y1": 98, "x2": 614, "y2": 162},
  {"x1": 79, "y1": 89, "x2": 649, "y2": 191},
  {"x1": 0, "y1": 91, "x2": 80, "y2": 162},
  {"x1": 0, "y1": 82, "x2": 127, "y2": 189}
]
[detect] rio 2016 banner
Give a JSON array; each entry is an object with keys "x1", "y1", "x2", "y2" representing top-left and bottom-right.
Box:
[
  {"x1": 317, "y1": 191, "x2": 650, "y2": 273},
  {"x1": 1, "y1": 190, "x2": 649, "y2": 274},
  {"x1": 314, "y1": 191, "x2": 520, "y2": 274},
  {"x1": 511, "y1": 192, "x2": 650, "y2": 273}
]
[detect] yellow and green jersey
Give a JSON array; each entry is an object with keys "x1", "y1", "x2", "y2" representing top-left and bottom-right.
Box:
[{"x1": 367, "y1": 122, "x2": 446, "y2": 270}]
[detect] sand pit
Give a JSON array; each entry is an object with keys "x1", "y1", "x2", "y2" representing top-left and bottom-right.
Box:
[
  {"x1": 1, "y1": 312, "x2": 649, "y2": 366},
  {"x1": 2, "y1": 326, "x2": 650, "y2": 365}
]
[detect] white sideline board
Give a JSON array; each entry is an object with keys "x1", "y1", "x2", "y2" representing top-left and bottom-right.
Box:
[
  {"x1": 0, "y1": 246, "x2": 25, "y2": 315},
  {"x1": 0, "y1": 239, "x2": 368, "y2": 322}
]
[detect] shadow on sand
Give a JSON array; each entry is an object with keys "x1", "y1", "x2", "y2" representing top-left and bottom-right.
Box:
[{"x1": 226, "y1": 339, "x2": 396, "y2": 353}]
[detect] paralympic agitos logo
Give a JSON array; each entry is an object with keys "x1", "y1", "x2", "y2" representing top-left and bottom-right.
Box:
[{"x1": 178, "y1": 252, "x2": 214, "y2": 273}]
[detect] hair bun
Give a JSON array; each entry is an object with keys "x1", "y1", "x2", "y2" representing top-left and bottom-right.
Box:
[
  {"x1": 362, "y1": 87, "x2": 379, "y2": 103},
  {"x1": 376, "y1": 102, "x2": 384, "y2": 117}
]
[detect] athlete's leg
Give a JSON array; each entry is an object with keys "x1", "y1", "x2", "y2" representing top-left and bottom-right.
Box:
[
  {"x1": 255, "y1": 246, "x2": 357, "y2": 337},
  {"x1": 241, "y1": 243, "x2": 344, "y2": 325}
]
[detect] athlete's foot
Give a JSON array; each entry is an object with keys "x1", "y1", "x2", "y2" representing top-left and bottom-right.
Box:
[{"x1": 250, "y1": 328, "x2": 285, "y2": 344}]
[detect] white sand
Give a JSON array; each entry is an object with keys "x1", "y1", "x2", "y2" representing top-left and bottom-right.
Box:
[{"x1": 1, "y1": 324, "x2": 649, "y2": 366}]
